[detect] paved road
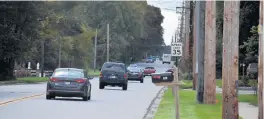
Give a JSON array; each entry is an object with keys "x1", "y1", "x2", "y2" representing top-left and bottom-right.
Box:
[{"x1": 0, "y1": 63, "x2": 170, "y2": 119}]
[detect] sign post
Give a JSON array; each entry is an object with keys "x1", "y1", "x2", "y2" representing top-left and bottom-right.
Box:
[
  {"x1": 151, "y1": 40, "x2": 182, "y2": 119},
  {"x1": 171, "y1": 41, "x2": 182, "y2": 119}
]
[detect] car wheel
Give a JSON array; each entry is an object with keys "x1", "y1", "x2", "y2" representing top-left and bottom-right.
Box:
[
  {"x1": 46, "y1": 94, "x2": 51, "y2": 100},
  {"x1": 122, "y1": 84, "x2": 127, "y2": 90},
  {"x1": 50, "y1": 95, "x2": 55, "y2": 99},
  {"x1": 140, "y1": 79, "x2": 144, "y2": 83},
  {"x1": 87, "y1": 86, "x2": 91, "y2": 100},
  {"x1": 83, "y1": 96, "x2": 88, "y2": 101},
  {"x1": 99, "y1": 82, "x2": 105, "y2": 89}
]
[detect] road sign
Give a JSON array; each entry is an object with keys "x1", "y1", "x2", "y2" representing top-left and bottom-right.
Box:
[{"x1": 171, "y1": 43, "x2": 182, "y2": 56}]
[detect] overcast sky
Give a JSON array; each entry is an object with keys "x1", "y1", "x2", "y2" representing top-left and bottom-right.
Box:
[{"x1": 147, "y1": 0, "x2": 183, "y2": 45}]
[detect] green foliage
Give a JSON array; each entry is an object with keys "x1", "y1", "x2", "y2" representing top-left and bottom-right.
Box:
[
  {"x1": 249, "y1": 80, "x2": 258, "y2": 95},
  {"x1": 240, "y1": 26, "x2": 259, "y2": 64},
  {"x1": 0, "y1": 1, "x2": 164, "y2": 80}
]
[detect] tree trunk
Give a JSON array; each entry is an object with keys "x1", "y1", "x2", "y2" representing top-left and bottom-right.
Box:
[{"x1": 0, "y1": 58, "x2": 16, "y2": 81}]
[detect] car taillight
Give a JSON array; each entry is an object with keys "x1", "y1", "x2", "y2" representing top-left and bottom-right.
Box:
[
  {"x1": 124, "y1": 73, "x2": 127, "y2": 78},
  {"x1": 76, "y1": 79, "x2": 85, "y2": 83},
  {"x1": 152, "y1": 76, "x2": 161, "y2": 79},
  {"x1": 50, "y1": 77, "x2": 58, "y2": 82},
  {"x1": 100, "y1": 72, "x2": 102, "y2": 77}
]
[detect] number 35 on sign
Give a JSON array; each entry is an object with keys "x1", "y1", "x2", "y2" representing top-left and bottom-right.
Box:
[{"x1": 171, "y1": 43, "x2": 182, "y2": 56}]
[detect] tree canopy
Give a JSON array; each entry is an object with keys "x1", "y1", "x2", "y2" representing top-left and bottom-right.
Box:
[{"x1": 0, "y1": 1, "x2": 164, "y2": 80}]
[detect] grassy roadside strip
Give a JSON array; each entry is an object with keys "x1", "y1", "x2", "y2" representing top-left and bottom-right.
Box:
[
  {"x1": 180, "y1": 80, "x2": 222, "y2": 89},
  {"x1": 88, "y1": 69, "x2": 100, "y2": 76},
  {"x1": 180, "y1": 80, "x2": 257, "y2": 106},
  {"x1": 0, "y1": 77, "x2": 49, "y2": 85},
  {"x1": 154, "y1": 89, "x2": 246, "y2": 119},
  {"x1": 0, "y1": 69, "x2": 100, "y2": 85}
]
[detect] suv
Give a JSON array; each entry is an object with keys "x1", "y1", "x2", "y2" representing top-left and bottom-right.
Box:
[{"x1": 99, "y1": 62, "x2": 128, "y2": 90}]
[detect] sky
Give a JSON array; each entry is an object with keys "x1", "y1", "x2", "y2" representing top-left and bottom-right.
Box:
[{"x1": 147, "y1": 0, "x2": 183, "y2": 45}]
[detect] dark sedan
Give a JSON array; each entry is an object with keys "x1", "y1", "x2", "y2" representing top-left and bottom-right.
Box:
[
  {"x1": 46, "y1": 68, "x2": 92, "y2": 101},
  {"x1": 127, "y1": 67, "x2": 144, "y2": 83}
]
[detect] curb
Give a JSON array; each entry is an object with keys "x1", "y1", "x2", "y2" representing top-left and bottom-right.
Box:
[{"x1": 142, "y1": 86, "x2": 168, "y2": 119}]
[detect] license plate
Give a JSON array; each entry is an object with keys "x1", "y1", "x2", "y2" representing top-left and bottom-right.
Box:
[
  {"x1": 109, "y1": 76, "x2": 116, "y2": 78},
  {"x1": 163, "y1": 77, "x2": 168, "y2": 80},
  {"x1": 65, "y1": 82, "x2": 70, "y2": 85}
]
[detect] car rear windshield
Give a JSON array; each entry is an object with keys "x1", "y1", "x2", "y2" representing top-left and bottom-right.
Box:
[
  {"x1": 128, "y1": 67, "x2": 141, "y2": 72},
  {"x1": 145, "y1": 67, "x2": 154, "y2": 69},
  {"x1": 102, "y1": 63, "x2": 125, "y2": 70},
  {"x1": 53, "y1": 69, "x2": 84, "y2": 78}
]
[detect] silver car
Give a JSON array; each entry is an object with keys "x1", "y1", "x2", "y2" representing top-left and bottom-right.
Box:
[{"x1": 46, "y1": 68, "x2": 92, "y2": 101}]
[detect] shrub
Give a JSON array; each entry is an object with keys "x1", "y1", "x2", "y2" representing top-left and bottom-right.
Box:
[{"x1": 249, "y1": 80, "x2": 258, "y2": 95}]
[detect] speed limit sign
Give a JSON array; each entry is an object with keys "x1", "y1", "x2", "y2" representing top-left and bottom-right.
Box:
[{"x1": 171, "y1": 43, "x2": 182, "y2": 56}]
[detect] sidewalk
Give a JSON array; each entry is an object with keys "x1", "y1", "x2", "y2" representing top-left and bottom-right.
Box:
[
  {"x1": 239, "y1": 102, "x2": 258, "y2": 119},
  {"x1": 216, "y1": 87, "x2": 258, "y2": 119}
]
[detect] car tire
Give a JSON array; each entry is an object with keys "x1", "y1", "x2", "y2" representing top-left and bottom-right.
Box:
[
  {"x1": 122, "y1": 84, "x2": 127, "y2": 90},
  {"x1": 46, "y1": 94, "x2": 51, "y2": 100},
  {"x1": 140, "y1": 79, "x2": 144, "y2": 83},
  {"x1": 83, "y1": 96, "x2": 88, "y2": 101},
  {"x1": 88, "y1": 86, "x2": 91, "y2": 100},
  {"x1": 99, "y1": 82, "x2": 105, "y2": 89},
  {"x1": 50, "y1": 95, "x2": 55, "y2": 99}
]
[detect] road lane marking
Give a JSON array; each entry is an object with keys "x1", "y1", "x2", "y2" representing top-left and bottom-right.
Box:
[{"x1": 0, "y1": 93, "x2": 45, "y2": 106}]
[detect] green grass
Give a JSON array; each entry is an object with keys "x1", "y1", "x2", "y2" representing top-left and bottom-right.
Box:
[
  {"x1": 216, "y1": 80, "x2": 222, "y2": 88},
  {"x1": 181, "y1": 80, "x2": 222, "y2": 88},
  {"x1": 154, "y1": 89, "x2": 246, "y2": 119},
  {"x1": 17, "y1": 77, "x2": 48, "y2": 82},
  {"x1": 88, "y1": 69, "x2": 100, "y2": 76},
  {"x1": 180, "y1": 80, "x2": 193, "y2": 89},
  {"x1": 239, "y1": 94, "x2": 258, "y2": 106},
  {"x1": 0, "y1": 77, "x2": 48, "y2": 85}
]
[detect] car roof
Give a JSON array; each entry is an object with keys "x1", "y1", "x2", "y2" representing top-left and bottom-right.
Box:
[
  {"x1": 104, "y1": 62, "x2": 125, "y2": 65},
  {"x1": 55, "y1": 68, "x2": 84, "y2": 71}
]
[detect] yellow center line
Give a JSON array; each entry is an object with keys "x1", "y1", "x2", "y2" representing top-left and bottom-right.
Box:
[{"x1": 0, "y1": 93, "x2": 45, "y2": 106}]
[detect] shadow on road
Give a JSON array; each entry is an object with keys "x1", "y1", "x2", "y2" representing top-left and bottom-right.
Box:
[
  {"x1": 128, "y1": 81, "x2": 140, "y2": 83},
  {"x1": 103, "y1": 88, "x2": 128, "y2": 91},
  {"x1": 52, "y1": 98, "x2": 84, "y2": 101}
]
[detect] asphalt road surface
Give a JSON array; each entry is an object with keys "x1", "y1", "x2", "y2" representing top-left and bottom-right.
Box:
[{"x1": 0, "y1": 63, "x2": 171, "y2": 119}]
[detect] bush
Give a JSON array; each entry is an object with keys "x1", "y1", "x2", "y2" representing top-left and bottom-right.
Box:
[
  {"x1": 14, "y1": 69, "x2": 31, "y2": 78},
  {"x1": 239, "y1": 75, "x2": 250, "y2": 87},
  {"x1": 180, "y1": 72, "x2": 192, "y2": 80},
  {"x1": 249, "y1": 80, "x2": 258, "y2": 95}
]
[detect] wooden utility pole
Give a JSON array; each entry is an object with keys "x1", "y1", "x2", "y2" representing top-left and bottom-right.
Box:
[
  {"x1": 192, "y1": 2, "x2": 196, "y2": 90},
  {"x1": 258, "y1": 1, "x2": 263, "y2": 119},
  {"x1": 203, "y1": 1, "x2": 216, "y2": 104},
  {"x1": 179, "y1": 2, "x2": 185, "y2": 42},
  {"x1": 195, "y1": 1, "x2": 205, "y2": 104},
  {"x1": 93, "y1": 28, "x2": 98, "y2": 71},
  {"x1": 173, "y1": 65, "x2": 180, "y2": 119},
  {"x1": 222, "y1": 1, "x2": 240, "y2": 119},
  {"x1": 184, "y1": 1, "x2": 190, "y2": 59},
  {"x1": 41, "y1": 39, "x2": 44, "y2": 77},
  {"x1": 107, "y1": 24, "x2": 110, "y2": 62},
  {"x1": 58, "y1": 36, "x2": 61, "y2": 68}
]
